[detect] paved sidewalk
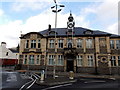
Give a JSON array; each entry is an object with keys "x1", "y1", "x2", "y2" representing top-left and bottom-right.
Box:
[
  {"x1": 33, "y1": 71, "x2": 120, "y2": 86},
  {"x1": 36, "y1": 75, "x2": 77, "y2": 86},
  {"x1": 33, "y1": 71, "x2": 120, "y2": 79}
]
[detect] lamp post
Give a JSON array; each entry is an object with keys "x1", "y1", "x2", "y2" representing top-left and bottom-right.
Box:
[
  {"x1": 51, "y1": 0, "x2": 65, "y2": 79},
  {"x1": 108, "y1": 54, "x2": 111, "y2": 75}
]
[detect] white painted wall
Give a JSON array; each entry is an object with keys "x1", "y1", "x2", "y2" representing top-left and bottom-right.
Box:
[{"x1": 0, "y1": 42, "x2": 18, "y2": 59}]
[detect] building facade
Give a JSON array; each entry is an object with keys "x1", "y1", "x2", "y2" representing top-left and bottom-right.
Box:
[
  {"x1": 0, "y1": 42, "x2": 18, "y2": 66},
  {"x1": 19, "y1": 14, "x2": 120, "y2": 74}
]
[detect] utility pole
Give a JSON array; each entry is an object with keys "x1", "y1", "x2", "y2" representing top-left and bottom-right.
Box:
[{"x1": 51, "y1": 0, "x2": 65, "y2": 79}]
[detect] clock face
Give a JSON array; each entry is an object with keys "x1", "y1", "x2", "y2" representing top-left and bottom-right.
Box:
[{"x1": 68, "y1": 23, "x2": 73, "y2": 28}]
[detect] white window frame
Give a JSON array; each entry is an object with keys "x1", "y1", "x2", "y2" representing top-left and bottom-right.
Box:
[
  {"x1": 111, "y1": 56, "x2": 116, "y2": 66},
  {"x1": 86, "y1": 39, "x2": 93, "y2": 48},
  {"x1": 77, "y1": 39, "x2": 83, "y2": 48},
  {"x1": 36, "y1": 55, "x2": 41, "y2": 65},
  {"x1": 24, "y1": 55, "x2": 27, "y2": 64},
  {"x1": 57, "y1": 55, "x2": 64, "y2": 65},
  {"x1": 31, "y1": 40, "x2": 36, "y2": 48},
  {"x1": 58, "y1": 39, "x2": 63, "y2": 48},
  {"x1": 29, "y1": 55, "x2": 34, "y2": 64},
  {"x1": 110, "y1": 40, "x2": 114, "y2": 49},
  {"x1": 87, "y1": 55, "x2": 94, "y2": 66},
  {"x1": 116, "y1": 40, "x2": 120, "y2": 49},
  {"x1": 48, "y1": 55, "x2": 54, "y2": 65},
  {"x1": 77, "y1": 55, "x2": 83, "y2": 66},
  {"x1": 49, "y1": 39, "x2": 55, "y2": 48},
  {"x1": 67, "y1": 39, "x2": 72, "y2": 48}
]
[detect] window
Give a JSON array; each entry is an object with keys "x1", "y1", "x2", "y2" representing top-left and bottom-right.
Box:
[
  {"x1": 49, "y1": 39, "x2": 55, "y2": 48},
  {"x1": 118, "y1": 56, "x2": 120, "y2": 66},
  {"x1": 58, "y1": 39, "x2": 63, "y2": 48},
  {"x1": 99, "y1": 38, "x2": 106, "y2": 47},
  {"x1": 110, "y1": 40, "x2": 114, "y2": 49},
  {"x1": 77, "y1": 39, "x2": 83, "y2": 48},
  {"x1": 116, "y1": 40, "x2": 120, "y2": 49},
  {"x1": 86, "y1": 39, "x2": 93, "y2": 48},
  {"x1": 48, "y1": 55, "x2": 54, "y2": 65},
  {"x1": 38, "y1": 40, "x2": 41, "y2": 48},
  {"x1": 29, "y1": 55, "x2": 34, "y2": 64},
  {"x1": 67, "y1": 39, "x2": 72, "y2": 48},
  {"x1": 111, "y1": 56, "x2": 116, "y2": 66},
  {"x1": 77, "y1": 55, "x2": 83, "y2": 66},
  {"x1": 87, "y1": 55, "x2": 93, "y2": 66},
  {"x1": 25, "y1": 40, "x2": 29, "y2": 48},
  {"x1": 57, "y1": 55, "x2": 63, "y2": 65},
  {"x1": 24, "y1": 55, "x2": 27, "y2": 64},
  {"x1": 36, "y1": 55, "x2": 40, "y2": 64},
  {"x1": 31, "y1": 40, "x2": 36, "y2": 48}
]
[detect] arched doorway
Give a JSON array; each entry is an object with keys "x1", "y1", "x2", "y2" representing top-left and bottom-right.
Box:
[{"x1": 66, "y1": 54, "x2": 75, "y2": 72}]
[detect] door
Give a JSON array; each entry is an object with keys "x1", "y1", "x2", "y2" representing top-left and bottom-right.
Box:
[{"x1": 67, "y1": 60, "x2": 74, "y2": 72}]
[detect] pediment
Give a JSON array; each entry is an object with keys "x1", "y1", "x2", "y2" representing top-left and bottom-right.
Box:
[{"x1": 20, "y1": 32, "x2": 43, "y2": 39}]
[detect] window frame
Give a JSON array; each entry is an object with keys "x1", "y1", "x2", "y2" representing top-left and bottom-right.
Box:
[
  {"x1": 58, "y1": 39, "x2": 63, "y2": 48},
  {"x1": 49, "y1": 39, "x2": 55, "y2": 48},
  {"x1": 57, "y1": 55, "x2": 64, "y2": 66},
  {"x1": 29, "y1": 55, "x2": 34, "y2": 64},
  {"x1": 111, "y1": 56, "x2": 116, "y2": 66},
  {"x1": 86, "y1": 39, "x2": 93, "y2": 48},
  {"x1": 77, "y1": 55, "x2": 83, "y2": 66},
  {"x1": 77, "y1": 39, "x2": 83, "y2": 48},
  {"x1": 110, "y1": 40, "x2": 114, "y2": 49},
  {"x1": 31, "y1": 40, "x2": 36, "y2": 48},
  {"x1": 87, "y1": 55, "x2": 94, "y2": 66}
]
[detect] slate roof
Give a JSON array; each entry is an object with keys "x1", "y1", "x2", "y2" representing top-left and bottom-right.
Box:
[
  {"x1": 39, "y1": 27, "x2": 120, "y2": 38},
  {"x1": 9, "y1": 48, "x2": 19, "y2": 53}
]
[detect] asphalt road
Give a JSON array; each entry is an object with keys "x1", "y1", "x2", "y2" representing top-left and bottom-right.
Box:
[
  {"x1": 30, "y1": 77, "x2": 120, "y2": 90},
  {"x1": 2, "y1": 70, "x2": 32, "y2": 90},
  {"x1": 1, "y1": 70, "x2": 120, "y2": 90}
]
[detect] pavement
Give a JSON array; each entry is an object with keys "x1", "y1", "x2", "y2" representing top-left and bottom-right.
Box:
[
  {"x1": 36, "y1": 75, "x2": 77, "y2": 86},
  {"x1": 33, "y1": 71, "x2": 120, "y2": 86}
]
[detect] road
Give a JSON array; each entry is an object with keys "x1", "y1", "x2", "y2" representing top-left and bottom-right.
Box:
[
  {"x1": 1, "y1": 70, "x2": 120, "y2": 90},
  {"x1": 30, "y1": 77, "x2": 120, "y2": 90}
]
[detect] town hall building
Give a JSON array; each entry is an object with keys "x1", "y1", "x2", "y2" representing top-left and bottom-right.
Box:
[{"x1": 19, "y1": 13, "x2": 120, "y2": 74}]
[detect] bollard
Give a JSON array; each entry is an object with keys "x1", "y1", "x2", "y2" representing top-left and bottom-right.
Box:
[
  {"x1": 69, "y1": 71, "x2": 74, "y2": 79},
  {"x1": 40, "y1": 70, "x2": 45, "y2": 83}
]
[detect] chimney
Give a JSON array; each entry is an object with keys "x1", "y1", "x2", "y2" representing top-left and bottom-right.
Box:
[
  {"x1": 48, "y1": 24, "x2": 51, "y2": 31},
  {"x1": 1, "y1": 42, "x2": 6, "y2": 47}
]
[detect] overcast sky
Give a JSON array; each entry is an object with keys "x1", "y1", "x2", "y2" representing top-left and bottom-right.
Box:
[{"x1": 0, "y1": 0, "x2": 119, "y2": 48}]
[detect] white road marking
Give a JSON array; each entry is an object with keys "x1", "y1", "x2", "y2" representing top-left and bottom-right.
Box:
[
  {"x1": 109, "y1": 78, "x2": 116, "y2": 80},
  {"x1": 84, "y1": 80, "x2": 106, "y2": 83},
  {"x1": 26, "y1": 74, "x2": 38, "y2": 89},
  {"x1": 42, "y1": 83, "x2": 72, "y2": 90},
  {"x1": 34, "y1": 73, "x2": 41, "y2": 78},
  {"x1": 26, "y1": 79, "x2": 36, "y2": 89},
  {"x1": 19, "y1": 76, "x2": 34, "y2": 90}
]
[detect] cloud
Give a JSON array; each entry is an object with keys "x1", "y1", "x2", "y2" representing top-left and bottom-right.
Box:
[
  {"x1": 106, "y1": 23, "x2": 118, "y2": 35},
  {"x1": 0, "y1": 20, "x2": 22, "y2": 48},
  {"x1": 0, "y1": 9, "x2": 4, "y2": 16},
  {"x1": 11, "y1": 1, "x2": 52, "y2": 12},
  {"x1": 0, "y1": 0, "x2": 119, "y2": 48}
]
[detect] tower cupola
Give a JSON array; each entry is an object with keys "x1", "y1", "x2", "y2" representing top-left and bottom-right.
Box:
[{"x1": 67, "y1": 12, "x2": 75, "y2": 30}]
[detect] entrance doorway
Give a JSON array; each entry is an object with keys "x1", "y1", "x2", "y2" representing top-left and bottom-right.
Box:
[{"x1": 67, "y1": 60, "x2": 74, "y2": 72}]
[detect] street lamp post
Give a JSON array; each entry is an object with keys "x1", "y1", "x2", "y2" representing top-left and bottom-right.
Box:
[{"x1": 51, "y1": 0, "x2": 65, "y2": 79}]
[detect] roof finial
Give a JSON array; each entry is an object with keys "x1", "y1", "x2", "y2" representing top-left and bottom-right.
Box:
[{"x1": 70, "y1": 10, "x2": 72, "y2": 16}]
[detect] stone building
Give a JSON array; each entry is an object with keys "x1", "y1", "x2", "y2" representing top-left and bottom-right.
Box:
[{"x1": 19, "y1": 13, "x2": 120, "y2": 74}]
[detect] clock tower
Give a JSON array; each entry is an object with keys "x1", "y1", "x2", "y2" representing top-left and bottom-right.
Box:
[{"x1": 67, "y1": 12, "x2": 75, "y2": 33}]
